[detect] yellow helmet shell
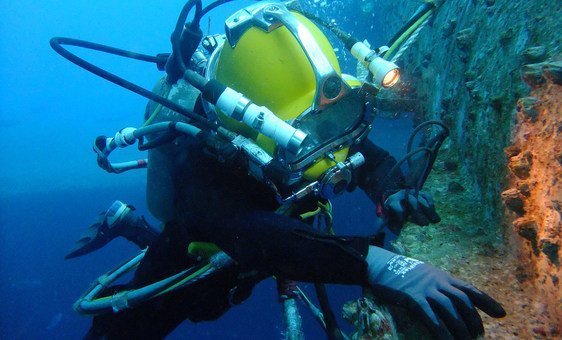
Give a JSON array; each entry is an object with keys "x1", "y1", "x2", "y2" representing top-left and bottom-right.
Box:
[
  {"x1": 214, "y1": 11, "x2": 341, "y2": 155},
  {"x1": 207, "y1": 5, "x2": 368, "y2": 183}
]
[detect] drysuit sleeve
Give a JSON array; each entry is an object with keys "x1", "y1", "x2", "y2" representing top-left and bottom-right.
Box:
[{"x1": 352, "y1": 139, "x2": 404, "y2": 211}]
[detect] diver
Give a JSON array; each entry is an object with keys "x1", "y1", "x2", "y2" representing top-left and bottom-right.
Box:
[{"x1": 56, "y1": 1, "x2": 506, "y2": 339}]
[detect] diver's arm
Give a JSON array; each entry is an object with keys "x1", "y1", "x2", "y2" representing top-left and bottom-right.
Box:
[
  {"x1": 189, "y1": 205, "x2": 505, "y2": 339},
  {"x1": 355, "y1": 139, "x2": 440, "y2": 232},
  {"x1": 354, "y1": 139, "x2": 404, "y2": 209}
]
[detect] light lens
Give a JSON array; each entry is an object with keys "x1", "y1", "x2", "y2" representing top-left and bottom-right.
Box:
[{"x1": 382, "y1": 68, "x2": 400, "y2": 88}]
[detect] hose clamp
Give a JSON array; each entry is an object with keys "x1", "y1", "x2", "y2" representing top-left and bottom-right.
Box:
[{"x1": 114, "y1": 127, "x2": 137, "y2": 147}]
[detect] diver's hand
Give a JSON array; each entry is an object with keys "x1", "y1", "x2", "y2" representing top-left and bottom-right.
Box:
[
  {"x1": 366, "y1": 246, "x2": 506, "y2": 339},
  {"x1": 384, "y1": 189, "x2": 440, "y2": 226}
]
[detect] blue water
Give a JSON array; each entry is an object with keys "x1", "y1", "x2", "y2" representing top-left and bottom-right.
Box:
[{"x1": 0, "y1": 1, "x2": 414, "y2": 338}]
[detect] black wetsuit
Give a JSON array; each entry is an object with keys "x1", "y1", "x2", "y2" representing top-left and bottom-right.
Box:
[{"x1": 86, "y1": 132, "x2": 402, "y2": 339}]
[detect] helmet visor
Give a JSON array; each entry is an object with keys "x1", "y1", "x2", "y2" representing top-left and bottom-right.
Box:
[{"x1": 290, "y1": 91, "x2": 365, "y2": 162}]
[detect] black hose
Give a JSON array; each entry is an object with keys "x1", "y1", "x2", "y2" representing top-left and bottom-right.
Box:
[
  {"x1": 171, "y1": 0, "x2": 202, "y2": 74},
  {"x1": 138, "y1": 131, "x2": 179, "y2": 151},
  {"x1": 375, "y1": 147, "x2": 434, "y2": 199},
  {"x1": 171, "y1": 0, "x2": 236, "y2": 82},
  {"x1": 406, "y1": 121, "x2": 449, "y2": 188},
  {"x1": 411, "y1": 124, "x2": 449, "y2": 190},
  {"x1": 385, "y1": 2, "x2": 435, "y2": 49},
  {"x1": 377, "y1": 120, "x2": 449, "y2": 198},
  {"x1": 183, "y1": 69, "x2": 208, "y2": 91},
  {"x1": 406, "y1": 120, "x2": 449, "y2": 157},
  {"x1": 47, "y1": 38, "x2": 164, "y2": 64},
  {"x1": 196, "y1": 0, "x2": 234, "y2": 23},
  {"x1": 314, "y1": 283, "x2": 344, "y2": 340},
  {"x1": 50, "y1": 37, "x2": 216, "y2": 130},
  {"x1": 165, "y1": 0, "x2": 204, "y2": 84}
]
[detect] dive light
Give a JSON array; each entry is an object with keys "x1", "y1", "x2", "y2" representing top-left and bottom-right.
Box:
[
  {"x1": 350, "y1": 41, "x2": 400, "y2": 88},
  {"x1": 215, "y1": 87, "x2": 307, "y2": 155},
  {"x1": 193, "y1": 73, "x2": 308, "y2": 155}
]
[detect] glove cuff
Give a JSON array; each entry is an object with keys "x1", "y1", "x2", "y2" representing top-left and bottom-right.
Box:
[
  {"x1": 366, "y1": 246, "x2": 424, "y2": 286},
  {"x1": 365, "y1": 246, "x2": 398, "y2": 285}
]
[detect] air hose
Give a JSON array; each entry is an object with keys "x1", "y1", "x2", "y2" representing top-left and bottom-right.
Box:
[
  {"x1": 49, "y1": 37, "x2": 216, "y2": 131},
  {"x1": 74, "y1": 249, "x2": 234, "y2": 315},
  {"x1": 376, "y1": 120, "x2": 449, "y2": 198},
  {"x1": 383, "y1": 8, "x2": 434, "y2": 61},
  {"x1": 165, "y1": 0, "x2": 203, "y2": 84},
  {"x1": 169, "y1": 0, "x2": 238, "y2": 77},
  {"x1": 93, "y1": 120, "x2": 242, "y2": 174},
  {"x1": 50, "y1": 0, "x2": 235, "y2": 130},
  {"x1": 406, "y1": 120, "x2": 449, "y2": 189},
  {"x1": 315, "y1": 283, "x2": 344, "y2": 340},
  {"x1": 92, "y1": 122, "x2": 202, "y2": 174},
  {"x1": 384, "y1": 2, "x2": 436, "y2": 53}
]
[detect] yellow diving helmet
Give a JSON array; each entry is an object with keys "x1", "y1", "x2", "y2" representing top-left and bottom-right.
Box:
[{"x1": 204, "y1": 1, "x2": 372, "y2": 201}]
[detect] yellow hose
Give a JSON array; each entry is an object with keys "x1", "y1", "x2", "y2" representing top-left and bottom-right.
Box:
[
  {"x1": 384, "y1": 9, "x2": 433, "y2": 61},
  {"x1": 156, "y1": 263, "x2": 212, "y2": 296}
]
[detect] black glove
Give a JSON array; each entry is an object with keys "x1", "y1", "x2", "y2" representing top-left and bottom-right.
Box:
[
  {"x1": 366, "y1": 246, "x2": 506, "y2": 339},
  {"x1": 384, "y1": 189, "x2": 441, "y2": 226}
]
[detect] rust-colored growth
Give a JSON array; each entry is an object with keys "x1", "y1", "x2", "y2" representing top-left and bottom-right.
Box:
[
  {"x1": 513, "y1": 217, "x2": 539, "y2": 255},
  {"x1": 517, "y1": 181, "x2": 532, "y2": 197},
  {"x1": 508, "y1": 151, "x2": 533, "y2": 179},
  {"x1": 517, "y1": 96, "x2": 539, "y2": 121},
  {"x1": 504, "y1": 145, "x2": 521, "y2": 158},
  {"x1": 540, "y1": 238, "x2": 560, "y2": 266},
  {"x1": 504, "y1": 79, "x2": 562, "y2": 328},
  {"x1": 501, "y1": 188, "x2": 525, "y2": 215}
]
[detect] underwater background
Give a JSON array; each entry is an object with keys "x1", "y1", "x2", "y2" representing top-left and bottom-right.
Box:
[
  {"x1": 1, "y1": 0, "x2": 561, "y2": 339},
  {"x1": 0, "y1": 1, "x2": 413, "y2": 338}
]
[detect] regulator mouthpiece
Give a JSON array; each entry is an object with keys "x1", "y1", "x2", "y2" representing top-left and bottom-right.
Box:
[{"x1": 350, "y1": 41, "x2": 400, "y2": 88}]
